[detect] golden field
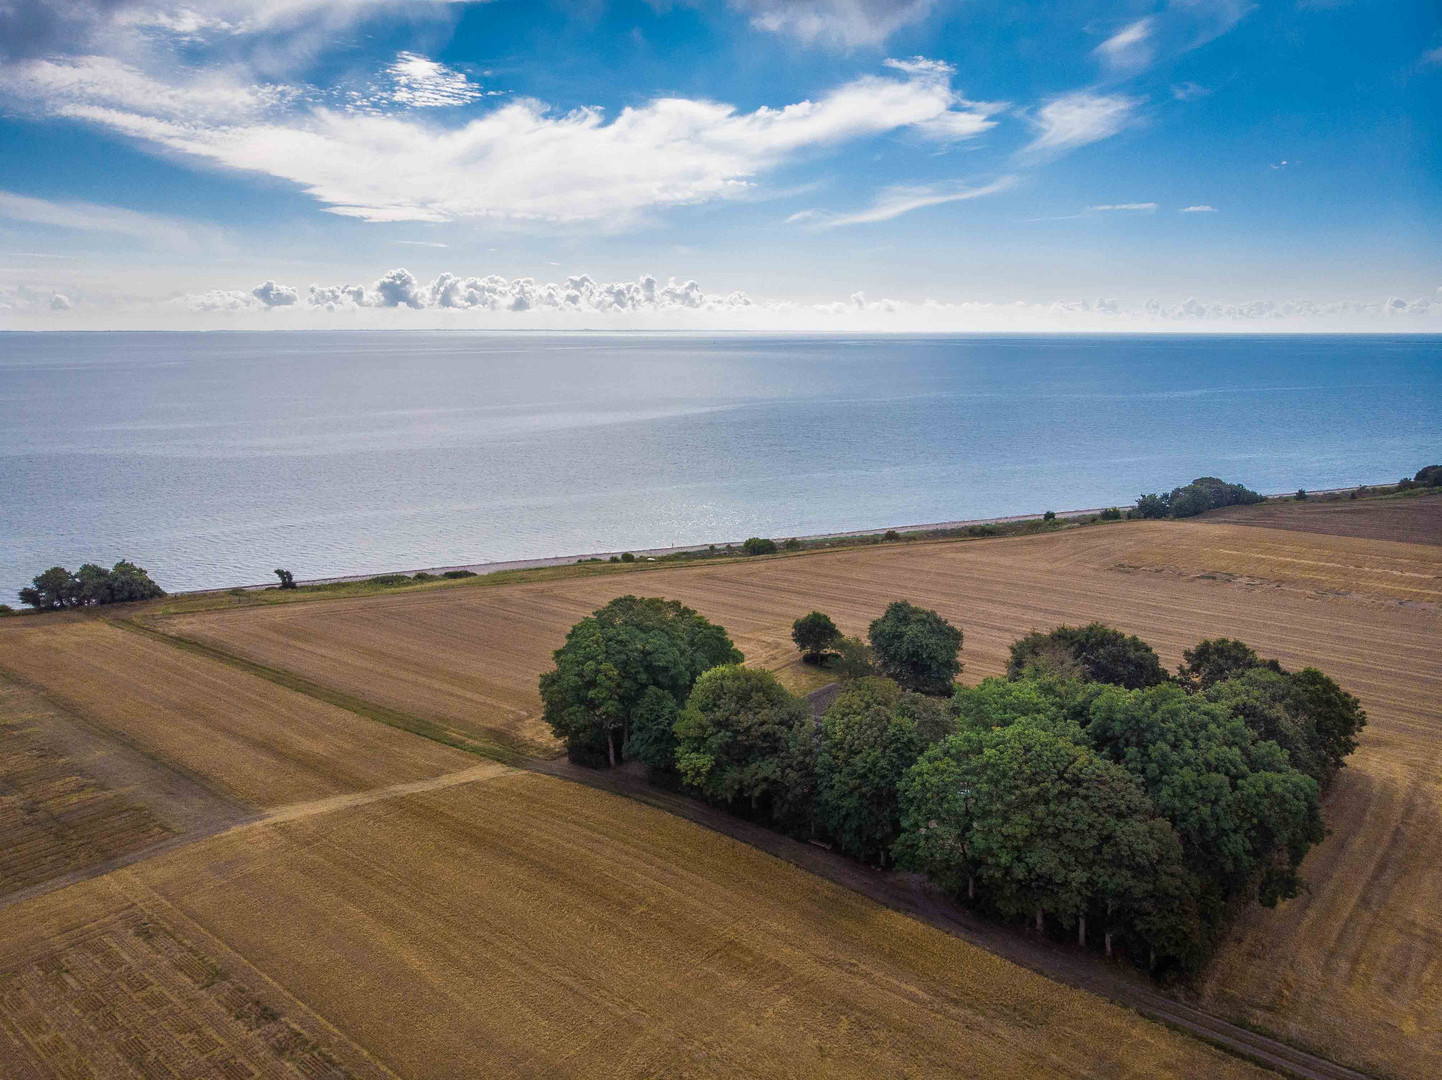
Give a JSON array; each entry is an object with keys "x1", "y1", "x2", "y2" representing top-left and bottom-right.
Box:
[
  {"x1": 1, "y1": 770, "x2": 1271, "y2": 1080},
  {"x1": 154, "y1": 514, "x2": 1441, "y2": 1077},
  {"x1": 0, "y1": 619, "x2": 475, "y2": 809},
  {"x1": 2, "y1": 500, "x2": 1437, "y2": 1077}
]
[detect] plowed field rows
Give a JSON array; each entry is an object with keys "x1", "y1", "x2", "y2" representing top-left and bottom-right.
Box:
[
  {"x1": 0, "y1": 620, "x2": 475, "y2": 808},
  {"x1": 2, "y1": 771, "x2": 1272, "y2": 1080},
  {"x1": 166, "y1": 519, "x2": 1442, "y2": 1076},
  {"x1": 1204, "y1": 491, "x2": 1442, "y2": 546}
]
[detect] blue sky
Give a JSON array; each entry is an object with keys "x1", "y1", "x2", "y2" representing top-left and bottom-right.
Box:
[{"x1": 0, "y1": 0, "x2": 1438, "y2": 328}]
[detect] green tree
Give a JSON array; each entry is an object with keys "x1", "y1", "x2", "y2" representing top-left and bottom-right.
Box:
[
  {"x1": 741, "y1": 537, "x2": 777, "y2": 555},
  {"x1": 1133, "y1": 493, "x2": 1169, "y2": 519},
  {"x1": 539, "y1": 596, "x2": 741, "y2": 766},
  {"x1": 102, "y1": 561, "x2": 164, "y2": 603},
  {"x1": 19, "y1": 566, "x2": 78, "y2": 610},
  {"x1": 1177, "y1": 637, "x2": 1267, "y2": 691},
  {"x1": 791, "y1": 610, "x2": 841, "y2": 663},
  {"x1": 674, "y1": 665, "x2": 814, "y2": 830},
  {"x1": 897, "y1": 721, "x2": 1178, "y2": 946},
  {"x1": 275, "y1": 568, "x2": 297, "y2": 589},
  {"x1": 867, "y1": 601, "x2": 963, "y2": 696},
  {"x1": 815, "y1": 678, "x2": 925, "y2": 862},
  {"x1": 1083, "y1": 683, "x2": 1323, "y2": 906},
  {"x1": 1208, "y1": 666, "x2": 1365, "y2": 787},
  {"x1": 828, "y1": 635, "x2": 877, "y2": 680},
  {"x1": 1008, "y1": 623, "x2": 1168, "y2": 689}
]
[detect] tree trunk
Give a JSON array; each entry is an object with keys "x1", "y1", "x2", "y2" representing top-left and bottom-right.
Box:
[
  {"x1": 967, "y1": 875, "x2": 974, "y2": 901},
  {"x1": 1077, "y1": 915, "x2": 1086, "y2": 948},
  {"x1": 1035, "y1": 908, "x2": 1044, "y2": 934},
  {"x1": 1104, "y1": 932, "x2": 1113, "y2": 958},
  {"x1": 607, "y1": 729, "x2": 616, "y2": 767}
]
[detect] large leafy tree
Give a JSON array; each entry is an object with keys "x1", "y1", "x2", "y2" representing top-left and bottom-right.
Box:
[
  {"x1": 1008, "y1": 623, "x2": 1168, "y2": 689},
  {"x1": 896, "y1": 720, "x2": 1181, "y2": 948},
  {"x1": 18, "y1": 561, "x2": 163, "y2": 610},
  {"x1": 1083, "y1": 683, "x2": 1323, "y2": 906},
  {"x1": 673, "y1": 664, "x2": 814, "y2": 830},
  {"x1": 815, "y1": 678, "x2": 926, "y2": 863},
  {"x1": 538, "y1": 595, "x2": 741, "y2": 766},
  {"x1": 1177, "y1": 637, "x2": 1271, "y2": 691},
  {"x1": 867, "y1": 601, "x2": 963, "y2": 696}
]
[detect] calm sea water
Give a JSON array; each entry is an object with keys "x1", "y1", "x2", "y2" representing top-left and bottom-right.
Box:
[{"x1": 1, "y1": 332, "x2": 1438, "y2": 594}]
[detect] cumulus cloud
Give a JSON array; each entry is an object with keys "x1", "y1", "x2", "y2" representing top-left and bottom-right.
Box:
[
  {"x1": 1019, "y1": 92, "x2": 1140, "y2": 159},
  {"x1": 1094, "y1": 18, "x2": 1154, "y2": 74},
  {"x1": 385, "y1": 52, "x2": 482, "y2": 108},
  {"x1": 176, "y1": 268, "x2": 756, "y2": 315},
  {"x1": 251, "y1": 279, "x2": 298, "y2": 307},
  {"x1": 733, "y1": 0, "x2": 936, "y2": 50},
  {"x1": 49, "y1": 292, "x2": 72, "y2": 310},
  {"x1": 1, "y1": 52, "x2": 996, "y2": 225},
  {"x1": 802, "y1": 176, "x2": 1014, "y2": 227}
]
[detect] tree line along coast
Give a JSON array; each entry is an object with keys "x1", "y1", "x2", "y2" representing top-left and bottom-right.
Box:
[{"x1": 541, "y1": 594, "x2": 1366, "y2": 978}]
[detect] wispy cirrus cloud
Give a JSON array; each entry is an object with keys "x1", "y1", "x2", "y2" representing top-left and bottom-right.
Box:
[
  {"x1": 797, "y1": 175, "x2": 1015, "y2": 227},
  {"x1": 1018, "y1": 91, "x2": 1141, "y2": 160},
  {"x1": 1094, "y1": 18, "x2": 1154, "y2": 74},
  {"x1": 1180, "y1": 204, "x2": 1216, "y2": 212},
  {"x1": 0, "y1": 189, "x2": 216, "y2": 248},
  {"x1": 732, "y1": 0, "x2": 936, "y2": 50},
  {"x1": 1089, "y1": 201, "x2": 1157, "y2": 211}
]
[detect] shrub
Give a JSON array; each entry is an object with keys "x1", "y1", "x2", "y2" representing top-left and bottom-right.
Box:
[
  {"x1": 791, "y1": 610, "x2": 841, "y2": 663},
  {"x1": 828, "y1": 636, "x2": 878, "y2": 680},
  {"x1": 367, "y1": 574, "x2": 410, "y2": 586},
  {"x1": 441, "y1": 569, "x2": 476, "y2": 579},
  {"x1": 1043, "y1": 510, "x2": 1056, "y2": 522},
  {"x1": 868, "y1": 601, "x2": 963, "y2": 696},
  {"x1": 412, "y1": 572, "x2": 436, "y2": 582},
  {"x1": 274, "y1": 569, "x2": 297, "y2": 590},
  {"x1": 1133, "y1": 493, "x2": 1169, "y2": 519},
  {"x1": 883, "y1": 529, "x2": 900, "y2": 541},
  {"x1": 1295, "y1": 488, "x2": 1308, "y2": 500},
  {"x1": 1100, "y1": 507, "x2": 1122, "y2": 521},
  {"x1": 742, "y1": 537, "x2": 778, "y2": 556},
  {"x1": 783, "y1": 538, "x2": 802, "y2": 550},
  {"x1": 0, "y1": 604, "x2": 14, "y2": 616},
  {"x1": 620, "y1": 552, "x2": 636, "y2": 563}
]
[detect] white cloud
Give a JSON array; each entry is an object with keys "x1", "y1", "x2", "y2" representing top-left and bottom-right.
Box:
[
  {"x1": 1171, "y1": 81, "x2": 1210, "y2": 101},
  {"x1": 1421, "y1": 46, "x2": 1442, "y2": 68},
  {"x1": 1089, "y1": 202, "x2": 1157, "y2": 211},
  {"x1": 1180, "y1": 204, "x2": 1216, "y2": 212},
  {"x1": 1094, "y1": 18, "x2": 1154, "y2": 74},
  {"x1": 1019, "y1": 92, "x2": 1140, "y2": 159},
  {"x1": 386, "y1": 52, "x2": 482, "y2": 108},
  {"x1": 805, "y1": 176, "x2": 1015, "y2": 227},
  {"x1": 0, "y1": 54, "x2": 995, "y2": 226},
  {"x1": 733, "y1": 0, "x2": 936, "y2": 50},
  {"x1": 49, "y1": 292, "x2": 72, "y2": 310},
  {"x1": 251, "y1": 279, "x2": 298, "y2": 306}
]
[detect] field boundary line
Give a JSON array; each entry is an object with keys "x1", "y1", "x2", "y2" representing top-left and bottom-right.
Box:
[
  {"x1": 110, "y1": 617, "x2": 541, "y2": 766},
  {"x1": 526, "y1": 758, "x2": 1378, "y2": 1080}
]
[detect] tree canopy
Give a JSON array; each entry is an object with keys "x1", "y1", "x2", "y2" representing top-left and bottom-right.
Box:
[
  {"x1": 791, "y1": 610, "x2": 841, "y2": 662},
  {"x1": 1008, "y1": 623, "x2": 1168, "y2": 689},
  {"x1": 673, "y1": 664, "x2": 814, "y2": 830},
  {"x1": 815, "y1": 678, "x2": 927, "y2": 863},
  {"x1": 867, "y1": 600, "x2": 963, "y2": 695},
  {"x1": 538, "y1": 595, "x2": 741, "y2": 766},
  {"x1": 1133, "y1": 476, "x2": 1264, "y2": 519},
  {"x1": 18, "y1": 561, "x2": 165, "y2": 610}
]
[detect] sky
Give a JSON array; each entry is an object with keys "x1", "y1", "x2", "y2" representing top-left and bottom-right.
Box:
[{"x1": 0, "y1": 0, "x2": 1438, "y2": 330}]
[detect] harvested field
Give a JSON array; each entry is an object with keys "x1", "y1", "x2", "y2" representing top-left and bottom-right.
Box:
[
  {"x1": 0, "y1": 699, "x2": 172, "y2": 901},
  {"x1": 1, "y1": 770, "x2": 1273, "y2": 1080},
  {"x1": 1203, "y1": 491, "x2": 1442, "y2": 546},
  {"x1": 166, "y1": 518, "x2": 1441, "y2": 1077},
  {"x1": 0, "y1": 619, "x2": 476, "y2": 808}
]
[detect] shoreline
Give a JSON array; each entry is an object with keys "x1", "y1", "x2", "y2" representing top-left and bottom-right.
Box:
[{"x1": 265, "y1": 484, "x2": 1369, "y2": 593}]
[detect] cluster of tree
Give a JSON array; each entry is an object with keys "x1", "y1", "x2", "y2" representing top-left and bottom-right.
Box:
[
  {"x1": 539, "y1": 599, "x2": 1362, "y2": 975},
  {"x1": 1398, "y1": 464, "x2": 1442, "y2": 490},
  {"x1": 1133, "y1": 476, "x2": 1265, "y2": 519},
  {"x1": 18, "y1": 561, "x2": 165, "y2": 610}
]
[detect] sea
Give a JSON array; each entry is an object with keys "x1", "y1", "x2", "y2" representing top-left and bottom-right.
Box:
[{"x1": 1, "y1": 331, "x2": 1438, "y2": 595}]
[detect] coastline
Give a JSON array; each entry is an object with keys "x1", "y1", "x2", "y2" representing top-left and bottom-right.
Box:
[{"x1": 276, "y1": 485, "x2": 1368, "y2": 592}]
